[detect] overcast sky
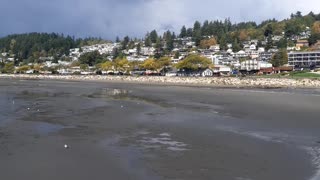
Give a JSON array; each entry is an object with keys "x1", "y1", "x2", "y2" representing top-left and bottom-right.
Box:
[{"x1": 0, "y1": 0, "x2": 319, "y2": 40}]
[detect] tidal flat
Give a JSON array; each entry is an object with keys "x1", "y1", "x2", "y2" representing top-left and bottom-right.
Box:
[{"x1": 1, "y1": 79, "x2": 320, "y2": 180}]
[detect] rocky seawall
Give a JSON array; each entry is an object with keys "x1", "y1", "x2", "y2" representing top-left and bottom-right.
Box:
[{"x1": 1, "y1": 74, "x2": 320, "y2": 88}]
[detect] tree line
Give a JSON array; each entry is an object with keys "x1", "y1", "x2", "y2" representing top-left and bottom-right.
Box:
[
  {"x1": 0, "y1": 32, "x2": 109, "y2": 64},
  {"x1": 139, "y1": 11, "x2": 320, "y2": 52},
  {"x1": 1, "y1": 11, "x2": 320, "y2": 69}
]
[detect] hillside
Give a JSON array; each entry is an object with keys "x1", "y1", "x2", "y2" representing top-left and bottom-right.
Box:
[
  {"x1": 0, "y1": 33, "x2": 109, "y2": 63},
  {"x1": 144, "y1": 11, "x2": 320, "y2": 52},
  {"x1": 1, "y1": 11, "x2": 320, "y2": 64}
]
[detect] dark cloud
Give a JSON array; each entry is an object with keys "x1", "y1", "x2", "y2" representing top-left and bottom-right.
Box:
[{"x1": 0, "y1": 0, "x2": 319, "y2": 40}]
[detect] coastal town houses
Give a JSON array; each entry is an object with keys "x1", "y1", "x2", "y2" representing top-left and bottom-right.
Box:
[
  {"x1": 2, "y1": 24, "x2": 318, "y2": 77},
  {"x1": 69, "y1": 43, "x2": 119, "y2": 60}
]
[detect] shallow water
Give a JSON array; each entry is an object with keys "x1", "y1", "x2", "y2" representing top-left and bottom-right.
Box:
[
  {"x1": 32, "y1": 122, "x2": 66, "y2": 135},
  {"x1": 0, "y1": 79, "x2": 319, "y2": 180},
  {"x1": 0, "y1": 94, "x2": 16, "y2": 127}
]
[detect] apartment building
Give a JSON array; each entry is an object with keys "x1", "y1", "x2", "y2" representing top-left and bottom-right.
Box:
[{"x1": 288, "y1": 51, "x2": 320, "y2": 67}]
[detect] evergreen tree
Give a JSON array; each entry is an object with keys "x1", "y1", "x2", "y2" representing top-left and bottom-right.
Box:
[
  {"x1": 271, "y1": 49, "x2": 288, "y2": 67},
  {"x1": 136, "y1": 43, "x2": 141, "y2": 55},
  {"x1": 186, "y1": 28, "x2": 193, "y2": 37},
  {"x1": 219, "y1": 35, "x2": 227, "y2": 50},
  {"x1": 264, "y1": 24, "x2": 273, "y2": 37},
  {"x1": 180, "y1": 26, "x2": 187, "y2": 38},
  {"x1": 165, "y1": 30, "x2": 174, "y2": 51},
  {"x1": 174, "y1": 51, "x2": 180, "y2": 59},
  {"x1": 192, "y1": 21, "x2": 202, "y2": 46},
  {"x1": 232, "y1": 38, "x2": 241, "y2": 52},
  {"x1": 296, "y1": 11, "x2": 303, "y2": 18},
  {"x1": 193, "y1": 30, "x2": 202, "y2": 46},
  {"x1": 155, "y1": 37, "x2": 162, "y2": 49},
  {"x1": 0, "y1": 32, "x2": 105, "y2": 62},
  {"x1": 201, "y1": 20, "x2": 209, "y2": 36},
  {"x1": 276, "y1": 38, "x2": 288, "y2": 49},
  {"x1": 79, "y1": 51, "x2": 103, "y2": 66},
  {"x1": 116, "y1": 36, "x2": 120, "y2": 43},
  {"x1": 308, "y1": 33, "x2": 320, "y2": 45},
  {"x1": 150, "y1": 30, "x2": 158, "y2": 43},
  {"x1": 193, "y1": 21, "x2": 201, "y2": 33},
  {"x1": 308, "y1": 11, "x2": 316, "y2": 18},
  {"x1": 144, "y1": 33, "x2": 152, "y2": 47},
  {"x1": 266, "y1": 35, "x2": 273, "y2": 50},
  {"x1": 172, "y1": 32, "x2": 176, "y2": 40},
  {"x1": 122, "y1": 36, "x2": 130, "y2": 50}
]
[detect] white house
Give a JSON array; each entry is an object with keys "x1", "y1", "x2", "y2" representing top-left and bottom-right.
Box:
[
  {"x1": 227, "y1": 49, "x2": 233, "y2": 53},
  {"x1": 235, "y1": 50, "x2": 248, "y2": 58},
  {"x1": 7, "y1": 58, "x2": 14, "y2": 62},
  {"x1": 140, "y1": 47, "x2": 155, "y2": 56},
  {"x1": 201, "y1": 69, "x2": 214, "y2": 77},
  {"x1": 127, "y1": 56, "x2": 148, "y2": 62},
  {"x1": 209, "y1": 45, "x2": 220, "y2": 52},
  {"x1": 250, "y1": 44, "x2": 256, "y2": 51},
  {"x1": 213, "y1": 65, "x2": 231, "y2": 75},
  {"x1": 258, "y1": 47, "x2": 265, "y2": 53},
  {"x1": 211, "y1": 55, "x2": 222, "y2": 65},
  {"x1": 240, "y1": 60, "x2": 272, "y2": 71}
]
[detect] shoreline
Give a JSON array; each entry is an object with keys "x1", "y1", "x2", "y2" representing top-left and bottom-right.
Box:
[
  {"x1": 1, "y1": 74, "x2": 320, "y2": 89},
  {"x1": 1, "y1": 78, "x2": 319, "y2": 180}
]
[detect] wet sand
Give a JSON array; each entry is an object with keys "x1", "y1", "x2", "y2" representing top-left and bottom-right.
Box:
[{"x1": 1, "y1": 79, "x2": 320, "y2": 180}]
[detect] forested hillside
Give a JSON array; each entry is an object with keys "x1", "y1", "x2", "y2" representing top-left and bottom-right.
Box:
[
  {"x1": 0, "y1": 33, "x2": 108, "y2": 62},
  {"x1": 1, "y1": 11, "x2": 320, "y2": 63},
  {"x1": 144, "y1": 11, "x2": 320, "y2": 51}
]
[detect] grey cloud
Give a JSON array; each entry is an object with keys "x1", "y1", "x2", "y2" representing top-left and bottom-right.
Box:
[{"x1": 0, "y1": 0, "x2": 319, "y2": 40}]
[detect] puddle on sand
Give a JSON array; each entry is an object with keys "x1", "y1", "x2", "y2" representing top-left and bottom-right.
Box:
[
  {"x1": 85, "y1": 88, "x2": 171, "y2": 108},
  {"x1": 86, "y1": 88, "x2": 131, "y2": 98},
  {"x1": 19, "y1": 90, "x2": 71, "y2": 98},
  {"x1": 137, "y1": 133, "x2": 189, "y2": 152},
  {"x1": 159, "y1": 133, "x2": 171, "y2": 137},
  {"x1": 33, "y1": 122, "x2": 67, "y2": 135}
]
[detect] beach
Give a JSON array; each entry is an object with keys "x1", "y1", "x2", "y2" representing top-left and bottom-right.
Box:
[
  {"x1": 1, "y1": 79, "x2": 320, "y2": 180},
  {"x1": 1, "y1": 74, "x2": 320, "y2": 88}
]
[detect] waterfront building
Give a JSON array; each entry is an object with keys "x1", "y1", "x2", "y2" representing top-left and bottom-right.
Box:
[{"x1": 288, "y1": 51, "x2": 320, "y2": 67}]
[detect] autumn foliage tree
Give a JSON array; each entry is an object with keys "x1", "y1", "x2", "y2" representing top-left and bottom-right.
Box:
[
  {"x1": 199, "y1": 37, "x2": 217, "y2": 49},
  {"x1": 239, "y1": 30, "x2": 249, "y2": 41},
  {"x1": 157, "y1": 57, "x2": 171, "y2": 67},
  {"x1": 309, "y1": 21, "x2": 320, "y2": 45},
  {"x1": 175, "y1": 55, "x2": 212, "y2": 71},
  {"x1": 97, "y1": 61, "x2": 114, "y2": 71},
  {"x1": 1, "y1": 62, "x2": 15, "y2": 73},
  {"x1": 312, "y1": 21, "x2": 320, "y2": 34},
  {"x1": 142, "y1": 58, "x2": 160, "y2": 71},
  {"x1": 16, "y1": 65, "x2": 30, "y2": 73},
  {"x1": 114, "y1": 57, "x2": 129, "y2": 72}
]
